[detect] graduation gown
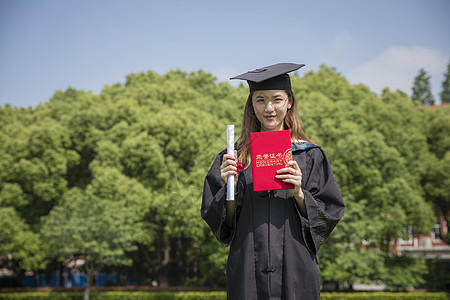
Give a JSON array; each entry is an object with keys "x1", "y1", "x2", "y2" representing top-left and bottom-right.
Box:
[{"x1": 201, "y1": 143, "x2": 345, "y2": 300}]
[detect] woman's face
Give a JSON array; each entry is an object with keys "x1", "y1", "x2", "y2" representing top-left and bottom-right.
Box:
[{"x1": 252, "y1": 90, "x2": 291, "y2": 132}]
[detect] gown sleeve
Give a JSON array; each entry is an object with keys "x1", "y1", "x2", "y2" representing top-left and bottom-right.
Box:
[
  {"x1": 296, "y1": 147, "x2": 345, "y2": 254},
  {"x1": 201, "y1": 150, "x2": 243, "y2": 247}
]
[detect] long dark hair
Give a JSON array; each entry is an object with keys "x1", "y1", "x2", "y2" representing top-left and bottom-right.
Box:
[{"x1": 236, "y1": 90, "x2": 311, "y2": 167}]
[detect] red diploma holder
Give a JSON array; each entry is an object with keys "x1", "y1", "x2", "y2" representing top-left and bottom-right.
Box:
[{"x1": 250, "y1": 130, "x2": 294, "y2": 191}]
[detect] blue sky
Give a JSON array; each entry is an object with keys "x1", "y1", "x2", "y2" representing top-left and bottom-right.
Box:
[{"x1": 1, "y1": 0, "x2": 449, "y2": 107}]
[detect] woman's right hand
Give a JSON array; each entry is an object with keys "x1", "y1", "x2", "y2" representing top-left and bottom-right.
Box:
[{"x1": 220, "y1": 150, "x2": 238, "y2": 188}]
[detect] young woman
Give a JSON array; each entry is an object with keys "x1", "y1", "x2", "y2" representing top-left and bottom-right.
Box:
[{"x1": 201, "y1": 63, "x2": 345, "y2": 300}]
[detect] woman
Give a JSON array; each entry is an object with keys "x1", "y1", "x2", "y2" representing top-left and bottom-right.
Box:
[{"x1": 201, "y1": 63, "x2": 345, "y2": 299}]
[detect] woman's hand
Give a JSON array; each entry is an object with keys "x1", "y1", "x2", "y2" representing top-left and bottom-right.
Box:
[
  {"x1": 221, "y1": 150, "x2": 238, "y2": 188},
  {"x1": 222, "y1": 150, "x2": 239, "y2": 225},
  {"x1": 275, "y1": 160, "x2": 306, "y2": 216}
]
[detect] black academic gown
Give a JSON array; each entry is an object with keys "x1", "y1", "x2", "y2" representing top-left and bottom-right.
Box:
[{"x1": 201, "y1": 146, "x2": 345, "y2": 300}]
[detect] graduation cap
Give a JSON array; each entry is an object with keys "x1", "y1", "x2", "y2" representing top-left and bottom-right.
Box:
[{"x1": 230, "y1": 63, "x2": 305, "y2": 93}]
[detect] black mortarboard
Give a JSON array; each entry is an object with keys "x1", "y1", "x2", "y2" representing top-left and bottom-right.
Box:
[{"x1": 230, "y1": 63, "x2": 305, "y2": 93}]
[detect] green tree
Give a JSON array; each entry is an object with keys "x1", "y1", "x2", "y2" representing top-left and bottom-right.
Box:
[
  {"x1": 412, "y1": 68, "x2": 435, "y2": 106},
  {"x1": 421, "y1": 104, "x2": 450, "y2": 218},
  {"x1": 0, "y1": 105, "x2": 79, "y2": 231},
  {"x1": 383, "y1": 255, "x2": 428, "y2": 290},
  {"x1": 0, "y1": 207, "x2": 46, "y2": 283},
  {"x1": 423, "y1": 153, "x2": 450, "y2": 218},
  {"x1": 41, "y1": 188, "x2": 141, "y2": 300},
  {"x1": 440, "y1": 59, "x2": 450, "y2": 104}
]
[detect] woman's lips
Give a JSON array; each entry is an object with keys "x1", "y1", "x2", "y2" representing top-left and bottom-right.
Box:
[{"x1": 264, "y1": 115, "x2": 276, "y2": 120}]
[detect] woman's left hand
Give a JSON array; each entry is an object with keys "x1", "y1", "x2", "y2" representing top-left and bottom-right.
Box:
[{"x1": 275, "y1": 160, "x2": 304, "y2": 202}]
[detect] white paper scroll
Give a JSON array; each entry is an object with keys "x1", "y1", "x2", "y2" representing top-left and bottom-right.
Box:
[{"x1": 226, "y1": 125, "x2": 234, "y2": 201}]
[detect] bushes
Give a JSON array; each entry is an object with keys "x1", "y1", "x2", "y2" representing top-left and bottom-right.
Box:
[
  {"x1": 0, "y1": 292, "x2": 448, "y2": 300},
  {"x1": 0, "y1": 292, "x2": 83, "y2": 300},
  {"x1": 321, "y1": 292, "x2": 449, "y2": 300},
  {"x1": 92, "y1": 291, "x2": 226, "y2": 299},
  {"x1": 0, "y1": 291, "x2": 226, "y2": 300}
]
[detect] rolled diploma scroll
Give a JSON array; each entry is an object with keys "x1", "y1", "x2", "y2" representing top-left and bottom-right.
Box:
[{"x1": 226, "y1": 125, "x2": 234, "y2": 201}]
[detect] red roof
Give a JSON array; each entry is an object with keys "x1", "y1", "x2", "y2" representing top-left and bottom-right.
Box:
[{"x1": 423, "y1": 103, "x2": 449, "y2": 109}]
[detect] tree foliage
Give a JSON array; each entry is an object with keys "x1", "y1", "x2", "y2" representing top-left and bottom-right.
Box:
[
  {"x1": 440, "y1": 59, "x2": 450, "y2": 104},
  {"x1": 0, "y1": 207, "x2": 46, "y2": 272},
  {"x1": 420, "y1": 105, "x2": 450, "y2": 217},
  {"x1": 411, "y1": 68, "x2": 435, "y2": 106},
  {"x1": 0, "y1": 65, "x2": 447, "y2": 292}
]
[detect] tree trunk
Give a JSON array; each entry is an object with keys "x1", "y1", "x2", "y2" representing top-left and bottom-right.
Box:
[
  {"x1": 158, "y1": 245, "x2": 171, "y2": 287},
  {"x1": 84, "y1": 284, "x2": 91, "y2": 300},
  {"x1": 84, "y1": 264, "x2": 95, "y2": 300}
]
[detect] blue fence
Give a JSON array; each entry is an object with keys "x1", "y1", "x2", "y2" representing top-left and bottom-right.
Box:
[{"x1": 20, "y1": 272, "x2": 125, "y2": 288}]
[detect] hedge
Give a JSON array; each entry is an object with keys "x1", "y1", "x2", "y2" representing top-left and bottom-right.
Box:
[
  {"x1": 0, "y1": 291, "x2": 448, "y2": 299},
  {"x1": 320, "y1": 292, "x2": 449, "y2": 300}
]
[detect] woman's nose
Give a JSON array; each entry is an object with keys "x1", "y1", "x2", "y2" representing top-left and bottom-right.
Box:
[{"x1": 265, "y1": 102, "x2": 275, "y2": 111}]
